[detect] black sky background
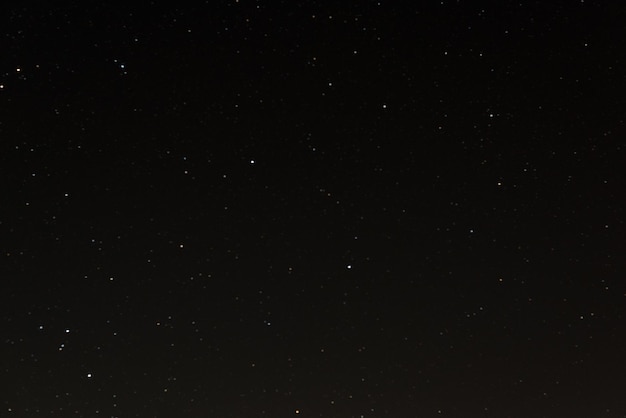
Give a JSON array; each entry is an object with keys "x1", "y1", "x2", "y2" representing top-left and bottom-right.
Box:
[{"x1": 2, "y1": 1, "x2": 626, "y2": 417}]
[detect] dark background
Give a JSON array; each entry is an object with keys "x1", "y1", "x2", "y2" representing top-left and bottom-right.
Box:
[{"x1": 2, "y1": 1, "x2": 626, "y2": 416}]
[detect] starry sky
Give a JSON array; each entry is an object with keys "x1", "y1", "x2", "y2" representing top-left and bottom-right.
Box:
[{"x1": 2, "y1": 1, "x2": 626, "y2": 417}]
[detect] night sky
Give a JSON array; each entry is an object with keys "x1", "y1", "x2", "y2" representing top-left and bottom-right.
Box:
[{"x1": 2, "y1": 1, "x2": 626, "y2": 417}]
